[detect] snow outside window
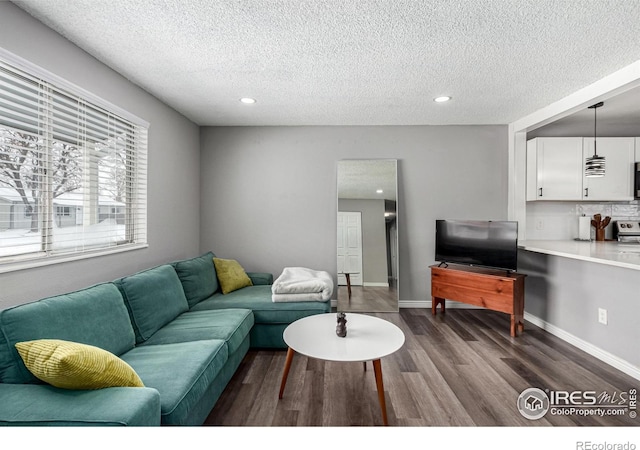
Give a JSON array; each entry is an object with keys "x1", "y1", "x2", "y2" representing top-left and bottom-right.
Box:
[{"x1": 0, "y1": 51, "x2": 148, "y2": 270}]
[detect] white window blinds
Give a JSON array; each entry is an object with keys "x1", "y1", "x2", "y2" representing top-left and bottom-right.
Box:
[{"x1": 0, "y1": 53, "x2": 147, "y2": 267}]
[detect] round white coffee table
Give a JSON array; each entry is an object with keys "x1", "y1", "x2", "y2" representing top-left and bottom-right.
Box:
[{"x1": 278, "y1": 313, "x2": 405, "y2": 426}]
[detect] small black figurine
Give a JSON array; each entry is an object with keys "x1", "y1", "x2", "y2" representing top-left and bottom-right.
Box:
[{"x1": 336, "y1": 312, "x2": 347, "y2": 337}]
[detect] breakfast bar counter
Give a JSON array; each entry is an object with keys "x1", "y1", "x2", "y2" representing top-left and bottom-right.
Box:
[{"x1": 519, "y1": 240, "x2": 640, "y2": 271}]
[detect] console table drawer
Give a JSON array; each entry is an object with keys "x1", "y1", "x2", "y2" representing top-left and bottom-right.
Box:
[
  {"x1": 432, "y1": 268, "x2": 515, "y2": 292},
  {"x1": 432, "y1": 283, "x2": 516, "y2": 313}
]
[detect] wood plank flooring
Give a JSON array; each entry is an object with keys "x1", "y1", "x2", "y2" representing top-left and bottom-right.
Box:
[
  {"x1": 336, "y1": 285, "x2": 398, "y2": 312},
  {"x1": 204, "y1": 308, "x2": 639, "y2": 427}
]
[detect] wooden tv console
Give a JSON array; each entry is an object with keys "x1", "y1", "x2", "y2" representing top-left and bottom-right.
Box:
[{"x1": 430, "y1": 264, "x2": 526, "y2": 337}]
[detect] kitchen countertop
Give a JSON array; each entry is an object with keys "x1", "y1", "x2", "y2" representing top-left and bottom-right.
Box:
[{"x1": 519, "y1": 239, "x2": 640, "y2": 271}]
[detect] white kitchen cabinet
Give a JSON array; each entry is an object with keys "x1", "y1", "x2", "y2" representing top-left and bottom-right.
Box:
[
  {"x1": 582, "y1": 137, "x2": 635, "y2": 201},
  {"x1": 527, "y1": 137, "x2": 636, "y2": 201},
  {"x1": 526, "y1": 137, "x2": 583, "y2": 201}
]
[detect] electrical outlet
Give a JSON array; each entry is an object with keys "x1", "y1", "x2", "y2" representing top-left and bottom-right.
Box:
[
  {"x1": 598, "y1": 308, "x2": 608, "y2": 325},
  {"x1": 535, "y1": 219, "x2": 544, "y2": 230}
]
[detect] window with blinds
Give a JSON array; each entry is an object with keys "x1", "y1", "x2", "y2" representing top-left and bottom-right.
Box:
[{"x1": 0, "y1": 52, "x2": 147, "y2": 269}]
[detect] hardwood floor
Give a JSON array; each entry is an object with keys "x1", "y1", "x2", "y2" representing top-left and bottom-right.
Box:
[
  {"x1": 336, "y1": 284, "x2": 398, "y2": 312},
  {"x1": 204, "y1": 308, "x2": 638, "y2": 427}
]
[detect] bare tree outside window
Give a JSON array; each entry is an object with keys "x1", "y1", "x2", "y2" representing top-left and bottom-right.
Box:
[{"x1": 0, "y1": 128, "x2": 83, "y2": 232}]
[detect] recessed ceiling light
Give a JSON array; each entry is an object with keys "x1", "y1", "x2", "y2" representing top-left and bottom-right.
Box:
[
  {"x1": 240, "y1": 97, "x2": 256, "y2": 104},
  {"x1": 376, "y1": 189, "x2": 383, "y2": 194},
  {"x1": 434, "y1": 96, "x2": 452, "y2": 103}
]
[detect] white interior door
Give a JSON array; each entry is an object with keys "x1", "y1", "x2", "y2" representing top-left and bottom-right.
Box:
[{"x1": 337, "y1": 211, "x2": 363, "y2": 286}]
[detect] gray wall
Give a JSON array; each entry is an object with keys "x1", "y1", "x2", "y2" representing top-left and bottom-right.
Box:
[
  {"x1": 519, "y1": 249, "x2": 640, "y2": 368},
  {"x1": 0, "y1": 3, "x2": 201, "y2": 308},
  {"x1": 200, "y1": 125, "x2": 508, "y2": 301},
  {"x1": 338, "y1": 198, "x2": 388, "y2": 285}
]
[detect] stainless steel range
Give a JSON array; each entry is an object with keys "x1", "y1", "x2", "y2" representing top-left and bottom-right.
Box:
[{"x1": 613, "y1": 220, "x2": 640, "y2": 243}]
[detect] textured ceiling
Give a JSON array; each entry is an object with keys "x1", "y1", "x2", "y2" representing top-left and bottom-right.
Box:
[
  {"x1": 13, "y1": 0, "x2": 640, "y2": 126},
  {"x1": 337, "y1": 159, "x2": 397, "y2": 201}
]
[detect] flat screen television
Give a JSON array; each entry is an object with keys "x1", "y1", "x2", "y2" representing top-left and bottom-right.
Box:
[{"x1": 435, "y1": 219, "x2": 519, "y2": 272}]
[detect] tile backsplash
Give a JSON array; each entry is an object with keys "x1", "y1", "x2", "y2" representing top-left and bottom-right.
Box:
[{"x1": 526, "y1": 200, "x2": 640, "y2": 240}]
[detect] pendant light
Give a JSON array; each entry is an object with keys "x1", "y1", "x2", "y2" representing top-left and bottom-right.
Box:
[{"x1": 585, "y1": 101, "x2": 605, "y2": 177}]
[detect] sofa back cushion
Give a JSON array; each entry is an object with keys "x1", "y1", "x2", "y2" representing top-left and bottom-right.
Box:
[
  {"x1": 0, "y1": 283, "x2": 135, "y2": 384},
  {"x1": 115, "y1": 265, "x2": 189, "y2": 344},
  {"x1": 172, "y1": 252, "x2": 219, "y2": 308}
]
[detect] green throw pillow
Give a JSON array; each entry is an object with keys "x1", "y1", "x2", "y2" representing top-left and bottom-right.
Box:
[
  {"x1": 213, "y1": 257, "x2": 253, "y2": 294},
  {"x1": 15, "y1": 339, "x2": 144, "y2": 390}
]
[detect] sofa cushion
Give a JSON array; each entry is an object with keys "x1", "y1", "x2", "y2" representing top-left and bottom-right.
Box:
[
  {"x1": 172, "y1": 251, "x2": 219, "y2": 308},
  {"x1": 142, "y1": 309, "x2": 254, "y2": 355},
  {"x1": 0, "y1": 384, "x2": 161, "y2": 426},
  {"x1": 0, "y1": 283, "x2": 135, "y2": 384},
  {"x1": 115, "y1": 265, "x2": 189, "y2": 344},
  {"x1": 246, "y1": 272, "x2": 273, "y2": 286},
  {"x1": 120, "y1": 340, "x2": 228, "y2": 426},
  {"x1": 190, "y1": 285, "x2": 331, "y2": 324},
  {"x1": 16, "y1": 339, "x2": 144, "y2": 390},
  {"x1": 213, "y1": 258, "x2": 253, "y2": 294}
]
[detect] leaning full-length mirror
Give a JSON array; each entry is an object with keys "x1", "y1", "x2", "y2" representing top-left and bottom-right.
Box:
[{"x1": 337, "y1": 159, "x2": 398, "y2": 312}]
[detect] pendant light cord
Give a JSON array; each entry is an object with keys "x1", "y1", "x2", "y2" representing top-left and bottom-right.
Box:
[
  {"x1": 588, "y1": 101, "x2": 603, "y2": 156},
  {"x1": 593, "y1": 104, "x2": 597, "y2": 156}
]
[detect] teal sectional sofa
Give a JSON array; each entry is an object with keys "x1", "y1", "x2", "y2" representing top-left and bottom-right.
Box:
[{"x1": 0, "y1": 251, "x2": 331, "y2": 426}]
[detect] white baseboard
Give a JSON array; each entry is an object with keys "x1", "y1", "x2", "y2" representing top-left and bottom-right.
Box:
[
  {"x1": 524, "y1": 312, "x2": 640, "y2": 381},
  {"x1": 332, "y1": 299, "x2": 433, "y2": 308},
  {"x1": 363, "y1": 282, "x2": 389, "y2": 287},
  {"x1": 399, "y1": 299, "x2": 484, "y2": 309},
  {"x1": 399, "y1": 300, "x2": 429, "y2": 308}
]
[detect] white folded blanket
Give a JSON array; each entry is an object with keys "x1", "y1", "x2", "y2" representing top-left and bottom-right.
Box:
[{"x1": 272, "y1": 267, "x2": 334, "y2": 302}]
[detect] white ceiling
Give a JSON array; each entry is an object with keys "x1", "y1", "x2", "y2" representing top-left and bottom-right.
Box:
[
  {"x1": 337, "y1": 159, "x2": 397, "y2": 201},
  {"x1": 13, "y1": 0, "x2": 640, "y2": 127},
  {"x1": 528, "y1": 86, "x2": 640, "y2": 138}
]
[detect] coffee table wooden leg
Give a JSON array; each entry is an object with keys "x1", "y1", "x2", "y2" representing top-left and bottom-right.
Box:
[
  {"x1": 279, "y1": 347, "x2": 295, "y2": 399},
  {"x1": 372, "y1": 359, "x2": 388, "y2": 426}
]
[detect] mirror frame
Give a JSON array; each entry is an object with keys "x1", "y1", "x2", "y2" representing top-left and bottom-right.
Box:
[{"x1": 336, "y1": 159, "x2": 399, "y2": 312}]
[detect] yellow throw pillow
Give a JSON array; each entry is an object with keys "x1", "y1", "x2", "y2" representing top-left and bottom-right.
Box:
[
  {"x1": 213, "y1": 257, "x2": 253, "y2": 294},
  {"x1": 15, "y1": 339, "x2": 144, "y2": 390}
]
